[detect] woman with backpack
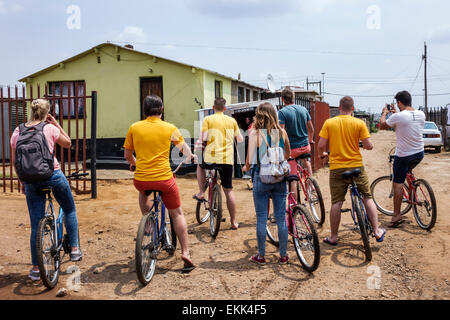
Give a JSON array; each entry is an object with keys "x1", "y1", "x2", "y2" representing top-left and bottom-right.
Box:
[
  {"x1": 10, "y1": 99, "x2": 82, "y2": 281},
  {"x1": 243, "y1": 102, "x2": 291, "y2": 265}
]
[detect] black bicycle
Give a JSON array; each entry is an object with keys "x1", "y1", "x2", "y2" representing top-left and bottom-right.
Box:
[
  {"x1": 36, "y1": 171, "x2": 88, "y2": 289},
  {"x1": 341, "y1": 169, "x2": 375, "y2": 261},
  {"x1": 135, "y1": 161, "x2": 186, "y2": 286}
]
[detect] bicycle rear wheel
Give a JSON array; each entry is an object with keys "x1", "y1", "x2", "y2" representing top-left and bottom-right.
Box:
[
  {"x1": 210, "y1": 184, "x2": 223, "y2": 238},
  {"x1": 353, "y1": 196, "x2": 372, "y2": 261},
  {"x1": 370, "y1": 176, "x2": 411, "y2": 216},
  {"x1": 266, "y1": 197, "x2": 279, "y2": 247},
  {"x1": 135, "y1": 213, "x2": 157, "y2": 286},
  {"x1": 411, "y1": 179, "x2": 437, "y2": 230},
  {"x1": 36, "y1": 216, "x2": 60, "y2": 289},
  {"x1": 195, "y1": 182, "x2": 210, "y2": 224},
  {"x1": 305, "y1": 177, "x2": 326, "y2": 225},
  {"x1": 292, "y1": 205, "x2": 320, "y2": 272}
]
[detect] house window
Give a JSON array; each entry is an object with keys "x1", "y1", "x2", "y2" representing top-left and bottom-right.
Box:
[
  {"x1": 253, "y1": 90, "x2": 259, "y2": 101},
  {"x1": 214, "y1": 80, "x2": 222, "y2": 98},
  {"x1": 238, "y1": 87, "x2": 245, "y2": 103},
  {"x1": 47, "y1": 81, "x2": 86, "y2": 119},
  {"x1": 246, "y1": 89, "x2": 250, "y2": 102}
]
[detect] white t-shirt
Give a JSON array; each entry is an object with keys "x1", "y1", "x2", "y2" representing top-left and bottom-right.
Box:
[{"x1": 386, "y1": 110, "x2": 425, "y2": 157}]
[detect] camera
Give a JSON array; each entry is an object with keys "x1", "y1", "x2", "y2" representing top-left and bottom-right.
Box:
[{"x1": 387, "y1": 104, "x2": 393, "y2": 111}]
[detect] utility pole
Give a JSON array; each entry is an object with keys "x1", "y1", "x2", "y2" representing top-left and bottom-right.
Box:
[
  {"x1": 321, "y1": 72, "x2": 325, "y2": 98},
  {"x1": 423, "y1": 42, "x2": 428, "y2": 114}
]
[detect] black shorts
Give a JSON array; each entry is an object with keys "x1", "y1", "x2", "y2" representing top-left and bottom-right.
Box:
[{"x1": 199, "y1": 163, "x2": 233, "y2": 189}]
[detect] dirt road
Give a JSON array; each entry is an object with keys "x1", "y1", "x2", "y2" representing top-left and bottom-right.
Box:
[{"x1": 0, "y1": 131, "x2": 449, "y2": 300}]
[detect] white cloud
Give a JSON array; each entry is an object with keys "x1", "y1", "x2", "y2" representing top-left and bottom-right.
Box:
[
  {"x1": 115, "y1": 26, "x2": 147, "y2": 44},
  {"x1": 428, "y1": 24, "x2": 450, "y2": 44},
  {"x1": 0, "y1": 0, "x2": 24, "y2": 14}
]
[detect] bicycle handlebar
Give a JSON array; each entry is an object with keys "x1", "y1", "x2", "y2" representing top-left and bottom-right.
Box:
[{"x1": 66, "y1": 172, "x2": 89, "y2": 179}]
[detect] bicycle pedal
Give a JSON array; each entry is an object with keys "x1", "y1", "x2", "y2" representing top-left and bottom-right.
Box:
[{"x1": 221, "y1": 218, "x2": 226, "y2": 222}]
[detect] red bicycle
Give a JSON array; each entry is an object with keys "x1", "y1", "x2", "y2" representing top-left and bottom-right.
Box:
[
  {"x1": 266, "y1": 191, "x2": 320, "y2": 272},
  {"x1": 289, "y1": 153, "x2": 326, "y2": 225},
  {"x1": 370, "y1": 150, "x2": 437, "y2": 230}
]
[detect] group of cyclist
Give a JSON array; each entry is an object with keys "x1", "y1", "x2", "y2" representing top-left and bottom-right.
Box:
[{"x1": 12, "y1": 86, "x2": 426, "y2": 280}]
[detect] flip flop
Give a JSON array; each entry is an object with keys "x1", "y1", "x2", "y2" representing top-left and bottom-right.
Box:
[
  {"x1": 181, "y1": 257, "x2": 196, "y2": 273},
  {"x1": 323, "y1": 237, "x2": 338, "y2": 246},
  {"x1": 192, "y1": 195, "x2": 206, "y2": 202},
  {"x1": 182, "y1": 264, "x2": 196, "y2": 273},
  {"x1": 230, "y1": 224, "x2": 239, "y2": 230},
  {"x1": 388, "y1": 219, "x2": 405, "y2": 228},
  {"x1": 375, "y1": 229, "x2": 387, "y2": 243}
]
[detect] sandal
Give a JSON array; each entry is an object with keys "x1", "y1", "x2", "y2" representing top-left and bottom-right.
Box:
[
  {"x1": 375, "y1": 229, "x2": 387, "y2": 243},
  {"x1": 388, "y1": 219, "x2": 405, "y2": 228},
  {"x1": 323, "y1": 237, "x2": 338, "y2": 246}
]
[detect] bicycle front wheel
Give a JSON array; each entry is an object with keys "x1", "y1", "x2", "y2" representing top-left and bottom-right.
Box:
[
  {"x1": 36, "y1": 216, "x2": 60, "y2": 289},
  {"x1": 195, "y1": 182, "x2": 210, "y2": 224},
  {"x1": 305, "y1": 177, "x2": 326, "y2": 225},
  {"x1": 411, "y1": 179, "x2": 437, "y2": 230},
  {"x1": 210, "y1": 184, "x2": 223, "y2": 238},
  {"x1": 135, "y1": 213, "x2": 157, "y2": 286},
  {"x1": 370, "y1": 176, "x2": 411, "y2": 216},
  {"x1": 266, "y1": 197, "x2": 279, "y2": 247},
  {"x1": 292, "y1": 206, "x2": 320, "y2": 273},
  {"x1": 353, "y1": 196, "x2": 372, "y2": 261}
]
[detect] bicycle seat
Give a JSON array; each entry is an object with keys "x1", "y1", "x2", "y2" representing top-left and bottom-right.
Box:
[
  {"x1": 286, "y1": 175, "x2": 300, "y2": 182},
  {"x1": 38, "y1": 186, "x2": 53, "y2": 194},
  {"x1": 341, "y1": 168, "x2": 362, "y2": 179},
  {"x1": 295, "y1": 153, "x2": 311, "y2": 161},
  {"x1": 144, "y1": 190, "x2": 163, "y2": 196}
]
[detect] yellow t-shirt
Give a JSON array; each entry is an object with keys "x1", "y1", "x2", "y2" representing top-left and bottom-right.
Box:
[
  {"x1": 202, "y1": 112, "x2": 240, "y2": 165},
  {"x1": 319, "y1": 115, "x2": 371, "y2": 170},
  {"x1": 123, "y1": 117, "x2": 184, "y2": 181}
]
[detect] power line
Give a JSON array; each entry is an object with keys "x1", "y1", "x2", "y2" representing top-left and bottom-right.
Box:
[
  {"x1": 110, "y1": 41, "x2": 418, "y2": 58},
  {"x1": 409, "y1": 59, "x2": 424, "y2": 92},
  {"x1": 324, "y1": 91, "x2": 450, "y2": 98}
]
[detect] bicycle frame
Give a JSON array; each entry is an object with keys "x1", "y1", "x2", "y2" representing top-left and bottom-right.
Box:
[
  {"x1": 44, "y1": 193, "x2": 65, "y2": 251},
  {"x1": 349, "y1": 183, "x2": 371, "y2": 232},
  {"x1": 148, "y1": 192, "x2": 167, "y2": 249},
  {"x1": 207, "y1": 169, "x2": 219, "y2": 208}
]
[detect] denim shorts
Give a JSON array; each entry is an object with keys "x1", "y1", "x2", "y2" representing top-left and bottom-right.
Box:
[{"x1": 393, "y1": 151, "x2": 424, "y2": 184}]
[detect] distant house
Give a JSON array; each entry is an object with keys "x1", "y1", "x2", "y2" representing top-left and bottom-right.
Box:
[
  {"x1": 18, "y1": 42, "x2": 264, "y2": 157},
  {"x1": 261, "y1": 85, "x2": 323, "y2": 102},
  {"x1": 231, "y1": 80, "x2": 264, "y2": 104}
]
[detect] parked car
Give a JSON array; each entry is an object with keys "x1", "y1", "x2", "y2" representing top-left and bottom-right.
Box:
[{"x1": 423, "y1": 121, "x2": 443, "y2": 153}]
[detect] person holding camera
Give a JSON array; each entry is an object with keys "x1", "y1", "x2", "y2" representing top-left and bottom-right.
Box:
[{"x1": 380, "y1": 91, "x2": 425, "y2": 228}]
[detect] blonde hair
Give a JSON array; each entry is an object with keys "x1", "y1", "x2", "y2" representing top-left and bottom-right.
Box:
[
  {"x1": 254, "y1": 102, "x2": 282, "y2": 134},
  {"x1": 30, "y1": 99, "x2": 50, "y2": 121}
]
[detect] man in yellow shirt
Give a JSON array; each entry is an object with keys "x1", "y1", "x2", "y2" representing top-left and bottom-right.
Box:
[
  {"x1": 318, "y1": 96, "x2": 386, "y2": 246},
  {"x1": 193, "y1": 97, "x2": 243, "y2": 230},
  {"x1": 124, "y1": 95, "x2": 195, "y2": 272}
]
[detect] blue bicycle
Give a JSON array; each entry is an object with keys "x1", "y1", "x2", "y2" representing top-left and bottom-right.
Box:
[
  {"x1": 36, "y1": 172, "x2": 88, "y2": 289},
  {"x1": 341, "y1": 168, "x2": 374, "y2": 261},
  {"x1": 135, "y1": 161, "x2": 185, "y2": 286}
]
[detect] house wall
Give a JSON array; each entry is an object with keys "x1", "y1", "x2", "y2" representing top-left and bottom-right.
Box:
[
  {"x1": 231, "y1": 81, "x2": 262, "y2": 104},
  {"x1": 203, "y1": 72, "x2": 232, "y2": 109},
  {"x1": 24, "y1": 44, "x2": 206, "y2": 140}
]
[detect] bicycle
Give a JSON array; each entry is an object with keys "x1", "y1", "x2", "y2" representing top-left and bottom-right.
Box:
[
  {"x1": 370, "y1": 151, "x2": 437, "y2": 230},
  {"x1": 266, "y1": 190, "x2": 320, "y2": 272},
  {"x1": 195, "y1": 166, "x2": 224, "y2": 238},
  {"x1": 340, "y1": 168, "x2": 375, "y2": 261},
  {"x1": 134, "y1": 161, "x2": 187, "y2": 286},
  {"x1": 290, "y1": 153, "x2": 326, "y2": 225},
  {"x1": 36, "y1": 171, "x2": 89, "y2": 289}
]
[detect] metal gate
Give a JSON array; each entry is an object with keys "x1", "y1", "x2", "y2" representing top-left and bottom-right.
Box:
[{"x1": 0, "y1": 84, "x2": 97, "y2": 197}]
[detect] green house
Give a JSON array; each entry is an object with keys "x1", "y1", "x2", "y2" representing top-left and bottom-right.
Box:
[{"x1": 18, "y1": 42, "x2": 253, "y2": 157}]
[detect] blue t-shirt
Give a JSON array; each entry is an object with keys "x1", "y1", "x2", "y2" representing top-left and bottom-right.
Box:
[{"x1": 278, "y1": 104, "x2": 311, "y2": 149}]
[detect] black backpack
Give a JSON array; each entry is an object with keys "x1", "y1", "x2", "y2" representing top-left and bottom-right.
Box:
[{"x1": 14, "y1": 122, "x2": 55, "y2": 183}]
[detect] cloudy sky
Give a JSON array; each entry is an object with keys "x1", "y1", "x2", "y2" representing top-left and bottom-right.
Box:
[{"x1": 1, "y1": 0, "x2": 450, "y2": 111}]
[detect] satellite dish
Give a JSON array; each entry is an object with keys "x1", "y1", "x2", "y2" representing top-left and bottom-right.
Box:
[{"x1": 267, "y1": 74, "x2": 277, "y2": 93}]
